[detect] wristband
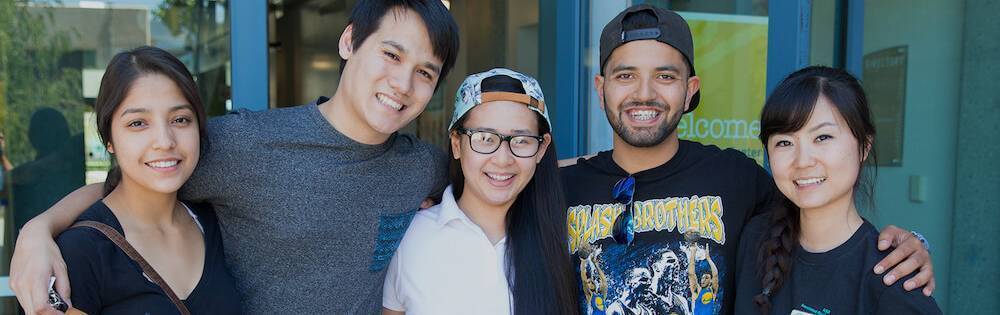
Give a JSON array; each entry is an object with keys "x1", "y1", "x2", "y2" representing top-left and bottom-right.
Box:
[{"x1": 910, "y1": 231, "x2": 930, "y2": 253}]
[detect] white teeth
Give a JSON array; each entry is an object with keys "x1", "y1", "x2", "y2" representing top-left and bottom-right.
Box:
[
  {"x1": 486, "y1": 173, "x2": 513, "y2": 181},
  {"x1": 629, "y1": 110, "x2": 658, "y2": 121},
  {"x1": 795, "y1": 177, "x2": 826, "y2": 185},
  {"x1": 377, "y1": 94, "x2": 403, "y2": 111},
  {"x1": 147, "y1": 160, "x2": 179, "y2": 168}
]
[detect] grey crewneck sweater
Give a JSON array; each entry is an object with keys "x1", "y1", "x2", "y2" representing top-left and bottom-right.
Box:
[{"x1": 180, "y1": 98, "x2": 448, "y2": 314}]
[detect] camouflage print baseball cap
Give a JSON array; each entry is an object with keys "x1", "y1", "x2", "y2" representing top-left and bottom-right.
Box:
[{"x1": 449, "y1": 68, "x2": 550, "y2": 131}]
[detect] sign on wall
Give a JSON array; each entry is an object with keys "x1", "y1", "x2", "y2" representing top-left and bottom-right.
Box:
[
  {"x1": 675, "y1": 12, "x2": 769, "y2": 165},
  {"x1": 862, "y1": 46, "x2": 908, "y2": 166}
]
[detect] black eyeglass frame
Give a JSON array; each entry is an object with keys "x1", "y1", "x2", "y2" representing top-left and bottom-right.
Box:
[{"x1": 455, "y1": 127, "x2": 546, "y2": 158}]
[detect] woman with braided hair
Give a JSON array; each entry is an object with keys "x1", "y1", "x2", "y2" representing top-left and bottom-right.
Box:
[{"x1": 733, "y1": 66, "x2": 941, "y2": 314}]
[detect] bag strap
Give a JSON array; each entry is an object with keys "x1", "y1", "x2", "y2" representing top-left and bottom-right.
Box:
[{"x1": 71, "y1": 221, "x2": 192, "y2": 315}]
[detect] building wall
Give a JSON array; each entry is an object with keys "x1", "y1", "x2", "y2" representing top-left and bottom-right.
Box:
[{"x1": 949, "y1": 0, "x2": 1000, "y2": 312}]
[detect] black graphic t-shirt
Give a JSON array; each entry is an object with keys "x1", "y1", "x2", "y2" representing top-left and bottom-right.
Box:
[
  {"x1": 562, "y1": 140, "x2": 776, "y2": 315},
  {"x1": 734, "y1": 215, "x2": 942, "y2": 315}
]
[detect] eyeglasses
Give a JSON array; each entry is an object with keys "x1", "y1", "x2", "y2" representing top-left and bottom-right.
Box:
[
  {"x1": 456, "y1": 128, "x2": 545, "y2": 158},
  {"x1": 611, "y1": 175, "x2": 636, "y2": 245}
]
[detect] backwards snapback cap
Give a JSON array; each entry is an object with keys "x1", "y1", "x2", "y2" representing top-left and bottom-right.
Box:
[
  {"x1": 449, "y1": 68, "x2": 550, "y2": 131},
  {"x1": 599, "y1": 4, "x2": 701, "y2": 112}
]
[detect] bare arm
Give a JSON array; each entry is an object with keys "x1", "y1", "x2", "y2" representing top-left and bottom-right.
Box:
[{"x1": 9, "y1": 183, "x2": 103, "y2": 315}]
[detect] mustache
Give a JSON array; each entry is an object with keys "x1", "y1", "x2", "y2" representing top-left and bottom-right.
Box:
[{"x1": 621, "y1": 101, "x2": 666, "y2": 111}]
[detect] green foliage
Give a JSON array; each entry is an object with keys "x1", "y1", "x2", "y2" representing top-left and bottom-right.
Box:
[{"x1": 0, "y1": 1, "x2": 86, "y2": 166}]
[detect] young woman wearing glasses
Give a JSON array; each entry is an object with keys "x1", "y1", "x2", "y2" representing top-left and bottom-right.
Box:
[
  {"x1": 381, "y1": 68, "x2": 577, "y2": 315},
  {"x1": 733, "y1": 66, "x2": 941, "y2": 314}
]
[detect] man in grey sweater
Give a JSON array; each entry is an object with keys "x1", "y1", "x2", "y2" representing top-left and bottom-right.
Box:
[{"x1": 9, "y1": 1, "x2": 459, "y2": 314}]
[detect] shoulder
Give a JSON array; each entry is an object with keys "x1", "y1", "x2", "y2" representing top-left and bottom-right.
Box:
[
  {"x1": 682, "y1": 140, "x2": 761, "y2": 169},
  {"x1": 56, "y1": 225, "x2": 109, "y2": 252},
  {"x1": 391, "y1": 134, "x2": 448, "y2": 171},
  {"x1": 873, "y1": 276, "x2": 942, "y2": 314},
  {"x1": 395, "y1": 205, "x2": 449, "y2": 252},
  {"x1": 559, "y1": 151, "x2": 610, "y2": 180},
  {"x1": 207, "y1": 105, "x2": 316, "y2": 137},
  {"x1": 391, "y1": 133, "x2": 439, "y2": 155}
]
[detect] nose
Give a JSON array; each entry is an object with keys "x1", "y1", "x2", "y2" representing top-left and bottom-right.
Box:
[
  {"x1": 633, "y1": 77, "x2": 656, "y2": 103},
  {"x1": 491, "y1": 141, "x2": 517, "y2": 166},
  {"x1": 793, "y1": 142, "x2": 817, "y2": 169},
  {"x1": 151, "y1": 122, "x2": 177, "y2": 151},
  {"x1": 388, "y1": 67, "x2": 413, "y2": 96}
]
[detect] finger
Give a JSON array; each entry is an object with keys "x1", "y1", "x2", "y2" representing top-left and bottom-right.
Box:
[
  {"x1": 902, "y1": 263, "x2": 934, "y2": 292},
  {"x1": 882, "y1": 256, "x2": 927, "y2": 291},
  {"x1": 55, "y1": 272, "x2": 72, "y2": 307},
  {"x1": 877, "y1": 225, "x2": 907, "y2": 251},
  {"x1": 883, "y1": 250, "x2": 923, "y2": 286},
  {"x1": 873, "y1": 241, "x2": 913, "y2": 275},
  {"x1": 923, "y1": 276, "x2": 936, "y2": 296}
]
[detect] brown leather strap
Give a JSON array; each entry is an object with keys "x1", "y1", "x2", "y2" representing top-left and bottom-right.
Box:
[{"x1": 71, "y1": 221, "x2": 192, "y2": 315}]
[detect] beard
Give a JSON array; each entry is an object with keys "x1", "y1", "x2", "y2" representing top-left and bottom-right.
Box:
[{"x1": 603, "y1": 95, "x2": 684, "y2": 148}]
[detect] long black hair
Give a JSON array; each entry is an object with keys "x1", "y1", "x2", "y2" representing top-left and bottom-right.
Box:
[
  {"x1": 448, "y1": 74, "x2": 578, "y2": 315},
  {"x1": 754, "y1": 66, "x2": 877, "y2": 313},
  {"x1": 95, "y1": 46, "x2": 206, "y2": 196}
]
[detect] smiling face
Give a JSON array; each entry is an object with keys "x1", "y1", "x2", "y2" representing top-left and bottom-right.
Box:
[
  {"x1": 107, "y1": 73, "x2": 200, "y2": 195},
  {"x1": 451, "y1": 101, "x2": 550, "y2": 210},
  {"x1": 767, "y1": 96, "x2": 865, "y2": 213},
  {"x1": 337, "y1": 7, "x2": 443, "y2": 140},
  {"x1": 596, "y1": 40, "x2": 700, "y2": 148}
]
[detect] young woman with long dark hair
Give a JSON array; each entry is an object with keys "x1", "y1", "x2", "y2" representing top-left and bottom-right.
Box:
[
  {"x1": 382, "y1": 68, "x2": 577, "y2": 315},
  {"x1": 54, "y1": 46, "x2": 240, "y2": 314},
  {"x1": 734, "y1": 66, "x2": 940, "y2": 314}
]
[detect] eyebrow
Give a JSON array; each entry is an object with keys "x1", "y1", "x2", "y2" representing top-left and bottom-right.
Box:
[
  {"x1": 608, "y1": 64, "x2": 682, "y2": 74},
  {"x1": 609, "y1": 64, "x2": 636, "y2": 74},
  {"x1": 808, "y1": 121, "x2": 837, "y2": 132},
  {"x1": 383, "y1": 40, "x2": 441, "y2": 75},
  {"x1": 470, "y1": 127, "x2": 536, "y2": 135},
  {"x1": 655, "y1": 65, "x2": 682, "y2": 73},
  {"x1": 120, "y1": 104, "x2": 193, "y2": 117}
]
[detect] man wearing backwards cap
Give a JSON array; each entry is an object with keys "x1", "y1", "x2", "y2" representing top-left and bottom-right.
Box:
[{"x1": 560, "y1": 4, "x2": 935, "y2": 315}]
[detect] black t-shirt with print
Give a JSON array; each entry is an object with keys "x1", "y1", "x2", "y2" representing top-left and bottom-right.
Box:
[
  {"x1": 56, "y1": 201, "x2": 242, "y2": 314},
  {"x1": 734, "y1": 215, "x2": 942, "y2": 315},
  {"x1": 562, "y1": 140, "x2": 777, "y2": 315}
]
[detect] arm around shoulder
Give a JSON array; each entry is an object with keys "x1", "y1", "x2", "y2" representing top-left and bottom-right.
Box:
[{"x1": 9, "y1": 183, "x2": 101, "y2": 314}]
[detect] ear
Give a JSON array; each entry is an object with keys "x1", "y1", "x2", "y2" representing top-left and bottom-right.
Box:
[
  {"x1": 535, "y1": 133, "x2": 553, "y2": 164},
  {"x1": 338, "y1": 24, "x2": 355, "y2": 60},
  {"x1": 450, "y1": 131, "x2": 463, "y2": 160},
  {"x1": 594, "y1": 75, "x2": 607, "y2": 111},
  {"x1": 684, "y1": 75, "x2": 701, "y2": 112},
  {"x1": 106, "y1": 142, "x2": 115, "y2": 154}
]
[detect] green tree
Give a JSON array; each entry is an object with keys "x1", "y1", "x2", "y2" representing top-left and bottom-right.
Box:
[{"x1": 0, "y1": 1, "x2": 85, "y2": 166}]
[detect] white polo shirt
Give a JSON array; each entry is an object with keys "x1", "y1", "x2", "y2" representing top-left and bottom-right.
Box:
[{"x1": 382, "y1": 185, "x2": 512, "y2": 315}]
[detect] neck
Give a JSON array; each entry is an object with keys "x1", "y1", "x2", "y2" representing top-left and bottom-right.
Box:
[
  {"x1": 456, "y1": 192, "x2": 510, "y2": 245},
  {"x1": 103, "y1": 182, "x2": 182, "y2": 230},
  {"x1": 798, "y1": 197, "x2": 864, "y2": 253},
  {"x1": 319, "y1": 88, "x2": 391, "y2": 145},
  {"x1": 611, "y1": 133, "x2": 680, "y2": 174}
]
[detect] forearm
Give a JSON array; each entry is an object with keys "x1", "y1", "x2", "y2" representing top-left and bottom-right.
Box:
[{"x1": 21, "y1": 183, "x2": 103, "y2": 237}]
